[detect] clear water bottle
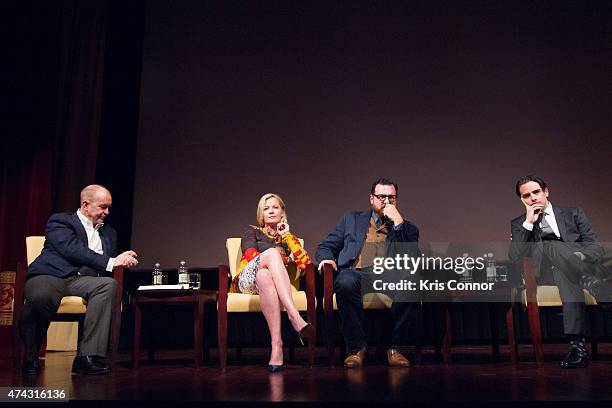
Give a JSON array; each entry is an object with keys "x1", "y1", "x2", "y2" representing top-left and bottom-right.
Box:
[
  {"x1": 486, "y1": 252, "x2": 497, "y2": 283},
  {"x1": 152, "y1": 262, "x2": 163, "y2": 285},
  {"x1": 178, "y1": 260, "x2": 189, "y2": 285},
  {"x1": 460, "y1": 253, "x2": 473, "y2": 282}
]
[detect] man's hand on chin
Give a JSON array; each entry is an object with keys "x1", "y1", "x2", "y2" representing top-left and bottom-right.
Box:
[
  {"x1": 382, "y1": 204, "x2": 403, "y2": 225},
  {"x1": 524, "y1": 203, "x2": 544, "y2": 225}
]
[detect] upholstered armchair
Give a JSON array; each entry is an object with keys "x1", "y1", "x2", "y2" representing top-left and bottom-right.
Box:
[
  {"x1": 217, "y1": 237, "x2": 316, "y2": 367},
  {"x1": 12, "y1": 236, "x2": 124, "y2": 370}
]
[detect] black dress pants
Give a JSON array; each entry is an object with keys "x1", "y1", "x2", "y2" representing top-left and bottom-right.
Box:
[
  {"x1": 334, "y1": 267, "x2": 417, "y2": 352},
  {"x1": 541, "y1": 240, "x2": 589, "y2": 335}
]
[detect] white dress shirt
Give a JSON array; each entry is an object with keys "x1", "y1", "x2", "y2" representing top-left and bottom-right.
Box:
[{"x1": 77, "y1": 209, "x2": 115, "y2": 272}]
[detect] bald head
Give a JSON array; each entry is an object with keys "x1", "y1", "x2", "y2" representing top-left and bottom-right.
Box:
[
  {"x1": 80, "y1": 184, "x2": 111, "y2": 203},
  {"x1": 80, "y1": 184, "x2": 112, "y2": 226}
]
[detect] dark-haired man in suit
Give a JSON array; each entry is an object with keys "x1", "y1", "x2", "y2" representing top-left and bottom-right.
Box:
[
  {"x1": 509, "y1": 175, "x2": 611, "y2": 368},
  {"x1": 316, "y1": 178, "x2": 420, "y2": 368},
  {"x1": 20, "y1": 184, "x2": 138, "y2": 375}
]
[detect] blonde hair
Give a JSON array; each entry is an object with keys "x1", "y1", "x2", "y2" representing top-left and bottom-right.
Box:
[{"x1": 256, "y1": 193, "x2": 287, "y2": 227}]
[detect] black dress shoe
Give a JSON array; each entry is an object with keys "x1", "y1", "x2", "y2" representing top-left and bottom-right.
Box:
[
  {"x1": 296, "y1": 322, "x2": 314, "y2": 346},
  {"x1": 94, "y1": 357, "x2": 111, "y2": 371},
  {"x1": 560, "y1": 344, "x2": 589, "y2": 368},
  {"x1": 22, "y1": 358, "x2": 41, "y2": 375},
  {"x1": 72, "y1": 356, "x2": 111, "y2": 375}
]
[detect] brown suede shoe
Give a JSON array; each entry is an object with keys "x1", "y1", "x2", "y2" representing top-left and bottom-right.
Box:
[
  {"x1": 344, "y1": 347, "x2": 367, "y2": 368},
  {"x1": 387, "y1": 348, "x2": 410, "y2": 367}
]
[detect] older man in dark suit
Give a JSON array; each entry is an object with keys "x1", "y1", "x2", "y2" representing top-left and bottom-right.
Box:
[
  {"x1": 20, "y1": 184, "x2": 138, "y2": 375},
  {"x1": 316, "y1": 178, "x2": 420, "y2": 368},
  {"x1": 509, "y1": 175, "x2": 611, "y2": 368}
]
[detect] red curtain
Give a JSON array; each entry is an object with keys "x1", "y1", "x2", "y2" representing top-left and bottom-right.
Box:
[{"x1": 0, "y1": 0, "x2": 109, "y2": 359}]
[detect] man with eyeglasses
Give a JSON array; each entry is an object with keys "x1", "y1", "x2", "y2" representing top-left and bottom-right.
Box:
[
  {"x1": 509, "y1": 175, "x2": 612, "y2": 368},
  {"x1": 316, "y1": 178, "x2": 420, "y2": 367}
]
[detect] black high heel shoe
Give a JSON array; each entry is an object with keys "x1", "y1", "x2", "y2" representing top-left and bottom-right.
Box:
[
  {"x1": 267, "y1": 364, "x2": 283, "y2": 373},
  {"x1": 296, "y1": 322, "x2": 314, "y2": 346}
]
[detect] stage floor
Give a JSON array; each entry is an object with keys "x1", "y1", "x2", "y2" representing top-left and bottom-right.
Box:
[{"x1": 3, "y1": 344, "x2": 612, "y2": 404}]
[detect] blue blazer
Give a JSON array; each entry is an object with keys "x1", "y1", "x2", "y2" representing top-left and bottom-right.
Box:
[
  {"x1": 316, "y1": 210, "x2": 420, "y2": 271},
  {"x1": 28, "y1": 212, "x2": 118, "y2": 278}
]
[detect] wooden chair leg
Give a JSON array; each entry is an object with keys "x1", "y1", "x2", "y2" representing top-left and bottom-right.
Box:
[
  {"x1": 304, "y1": 263, "x2": 316, "y2": 367},
  {"x1": 526, "y1": 301, "x2": 544, "y2": 364},
  {"x1": 217, "y1": 265, "x2": 229, "y2": 368},
  {"x1": 218, "y1": 310, "x2": 227, "y2": 367},
  {"x1": 132, "y1": 301, "x2": 142, "y2": 368},
  {"x1": 306, "y1": 306, "x2": 316, "y2": 367},
  {"x1": 506, "y1": 303, "x2": 518, "y2": 364},
  {"x1": 307, "y1": 329, "x2": 316, "y2": 367},
  {"x1": 203, "y1": 302, "x2": 210, "y2": 364},
  {"x1": 109, "y1": 310, "x2": 120, "y2": 363},
  {"x1": 523, "y1": 258, "x2": 544, "y2": 364},
  {"x1": 323, "y1": 264, "x2": 335, "y2": 366},
  {"x1": 109, "y1": 267, "x2": 124, "y2": 363},
  {"x1": 325, "y1": 309, "x2": 335, "y2": 365}
]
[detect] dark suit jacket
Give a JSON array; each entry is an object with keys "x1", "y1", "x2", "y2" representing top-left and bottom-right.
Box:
[
  {"x1": 508, "y1": 205, "x2": 603, "y2": 278},
  {"x1": 316, "y1": 210, "x2": 420, "y2": 271},
  {"x1": 28, "y1": 212, "x2": 118, "y2": 278}
]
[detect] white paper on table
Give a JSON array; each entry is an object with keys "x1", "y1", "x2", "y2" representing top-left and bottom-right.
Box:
[{"x1": 137, "y1": 284, "x2": 191, "y2": 291}]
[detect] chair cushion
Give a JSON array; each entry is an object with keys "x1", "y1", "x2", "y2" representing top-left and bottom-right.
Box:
[
  {"x1": 223, "y1": 290, "x2": 315, "y2": 312},
  {"x1": 521, "y1": 286, "x2": 598, "y2": 307},
  {"x1": 326, "y1": 292, "x2": 393, "y2": 310},
  {"x1": 56, "y1": 296, "x2": 87, "y2": 314}
]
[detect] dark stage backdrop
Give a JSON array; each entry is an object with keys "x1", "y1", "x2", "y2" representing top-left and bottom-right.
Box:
[{"x1": 132, "y1": 1, "x2": 612, "y2": 269}]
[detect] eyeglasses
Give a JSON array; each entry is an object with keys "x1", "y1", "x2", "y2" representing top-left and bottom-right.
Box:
[{"x1": 373, "y1": 194, "x2": 397, "y2": 202}]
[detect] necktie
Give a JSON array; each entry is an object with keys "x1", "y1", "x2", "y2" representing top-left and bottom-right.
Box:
[
  {"x1": 539, "y1": 212, "x2": 557, "y2": 239},
  {"x1": 538, "y1": 212, "x2": 557, "y2": 278}
]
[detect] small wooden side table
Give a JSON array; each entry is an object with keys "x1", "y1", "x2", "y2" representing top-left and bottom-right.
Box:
[
  {"x1": 432, "y1": 283, "x2": 519, "y2": 364},
  {"x1": 131, "y1": 289, "x2": 217, "y2": 368}
]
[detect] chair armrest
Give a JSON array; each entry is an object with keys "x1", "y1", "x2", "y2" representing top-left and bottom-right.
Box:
[
  {"x1": 218, "y1": 265, "x2": 230, "y2": 305},
  {"x1": 304, "y1": 263, "x2": 315, "y2": 309},
  {"x1": 112, "y1": 266, "x2": 124, "y2": 311},
  {"x1": 322, "y1": 263, "x2": 335, "y2": 313}
]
